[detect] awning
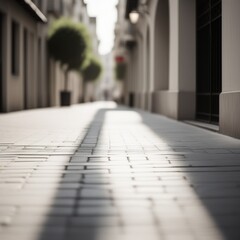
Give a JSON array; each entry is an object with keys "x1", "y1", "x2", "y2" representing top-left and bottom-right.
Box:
[{"x1": 16, "y1": 0, "x2": 47, "y2": 23}]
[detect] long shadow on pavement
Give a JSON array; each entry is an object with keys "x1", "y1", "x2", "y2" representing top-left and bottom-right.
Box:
[
  {"x1": 38, "y1": 107, "x2": 122, "y2": 240},
  {"x1": 38, "y1": 105, "x2": 240, "y2": 240}
]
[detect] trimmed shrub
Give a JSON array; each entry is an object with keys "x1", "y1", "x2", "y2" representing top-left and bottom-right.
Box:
[
  {"x1": 82, "y1": 55, "x2": 103, "y2": 82},
  {"x1": 48, "y1": 18, "x2": 91, "y2": 71}
]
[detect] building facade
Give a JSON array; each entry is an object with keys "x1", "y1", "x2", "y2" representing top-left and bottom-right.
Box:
[
  {"x1": 0, "y1": 0, "x2": 99, "y2": 111},
  {"x1": 115, "y1": 0, "x2": 240, "y2": 139},
  {"x1": 0, "y1": 0, "x2": 47, "y2": 112}
]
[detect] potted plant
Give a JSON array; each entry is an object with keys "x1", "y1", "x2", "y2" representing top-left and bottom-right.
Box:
[
  {"x1": 115, "y1": 61, "x2": 127, "y2": 80},
  {"x1": 48, "y1": 18, "x2": 90, "y2": 106},
  {"x1": 81, "y1": 55, "x2": 103, "y2": 102},
  {"x1": 114, "y1": 61, "x2": 127, "y2": 104}
]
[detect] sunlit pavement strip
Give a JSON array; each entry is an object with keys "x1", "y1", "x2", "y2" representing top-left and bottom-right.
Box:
[{"x1": 0, "y1": 102, "x2": 240, "y2": 240}]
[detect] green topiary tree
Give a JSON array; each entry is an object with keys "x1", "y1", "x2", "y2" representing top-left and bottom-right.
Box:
[
  {"x1": 48, "y1": 18, "x2": 91, "y2": 90},
  {"x1": 115, "y1": 62, "x2": 127, "y2": 81},
  {"x1": 82, "y1": 55, "x2": 102, "y2": 81},
  {"x1": 81, "y1": 55, "x2": 103, "y2": 102}
]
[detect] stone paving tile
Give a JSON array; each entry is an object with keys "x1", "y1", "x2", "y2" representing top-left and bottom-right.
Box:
[{"x1": 1, "y1": 102, "x2": 240, "y2": 240}]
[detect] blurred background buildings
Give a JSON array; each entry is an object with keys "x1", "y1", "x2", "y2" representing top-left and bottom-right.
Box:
[
  {"x1": 114, "y1": 0, "x2": 240, "y2": 139},
  {"x1": 0, "y1": 0, "x2": 101, "y2": 111},
  {"x1": 1, "y1": 0, "x2": 240, "y2": 140}
]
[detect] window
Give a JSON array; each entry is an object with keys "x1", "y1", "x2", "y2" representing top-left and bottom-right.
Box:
[
  {"x1": 11, "y1": 20, "x2": 20, "y2": 76},
  {"x1": 0, "y1": 13, "x2": 3, "y2": 111},
  {"x1": 196, "y1": 0, "x2": 222, "y2": 123}
]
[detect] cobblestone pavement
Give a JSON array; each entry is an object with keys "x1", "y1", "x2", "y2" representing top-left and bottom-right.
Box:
[{"x1": 0, "y1": 102, "x2": 240, "y2": 240}]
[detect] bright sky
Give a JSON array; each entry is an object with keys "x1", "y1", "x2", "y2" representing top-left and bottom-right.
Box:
[{"x1": 84, "y1": 0, "x2": 119, "y2": 55}]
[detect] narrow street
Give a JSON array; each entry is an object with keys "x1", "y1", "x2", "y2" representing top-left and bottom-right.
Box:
[{"x1": 0, "y1": 102, "x2": 240, "y2": 240}]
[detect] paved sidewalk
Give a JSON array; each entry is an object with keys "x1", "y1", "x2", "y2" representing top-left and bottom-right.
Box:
[{"x1": 0, "y1": 102, "x2": 240, "y2": 240}]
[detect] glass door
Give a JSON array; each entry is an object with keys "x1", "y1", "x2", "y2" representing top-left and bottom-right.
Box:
[
  {"x1": 196, "y1": 0, "x2": 222, "y2": 123},
  {"x1": 0, "y1": 13, "x2": 3, "y2": 112}
]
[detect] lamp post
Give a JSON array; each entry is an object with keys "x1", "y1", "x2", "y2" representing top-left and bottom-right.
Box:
[
  {"x1": 129, "y1": 4, "x2": 149, "y2": 24},
  {"x1": 129, "y1": 11, "x2": 139, "y2": 24}
]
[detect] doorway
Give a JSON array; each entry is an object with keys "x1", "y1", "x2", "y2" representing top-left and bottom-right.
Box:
[
  {"x1": 23, "y1": 28, "x2": 28, "y2": 109},
  {"x1": 154, "y1": 0, "x2": 169, "y2": 91},
  {"x1": 196, "y1": 0, "x2": 222, "y2": 123},
  {"x1": 0, "y1": 13, "x2": 3, "y2": 112},
  {"x1": 37, "y1": 37, "x2": 42, "y2": 107}
]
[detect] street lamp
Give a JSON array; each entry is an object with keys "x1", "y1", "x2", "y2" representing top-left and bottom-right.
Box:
[{"x1": 129, "y1": 11, "x2": 139, "y2": 24}]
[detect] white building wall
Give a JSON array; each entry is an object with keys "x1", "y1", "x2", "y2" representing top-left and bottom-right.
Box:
[
  {"x1": 169, "y1": 0, "x2": 179, "y2": 92},
  {"x1": 0, "y1": 0, "x2": 45, "y2": 112},
  {"x1": 150, "y1": 0, "x2": 196, "y2": 119},
  {"x1": 220, "y1": 0, "x2": 240, "y2": 138}
]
